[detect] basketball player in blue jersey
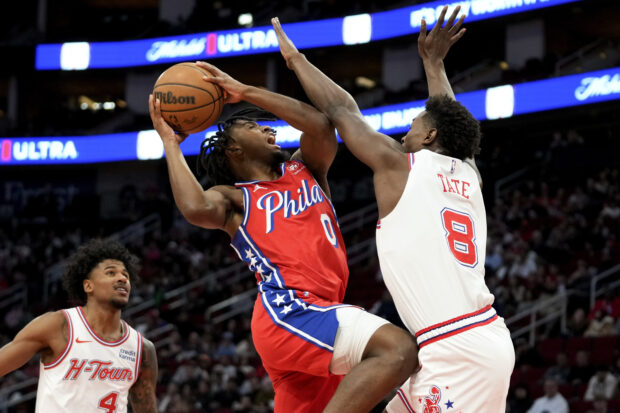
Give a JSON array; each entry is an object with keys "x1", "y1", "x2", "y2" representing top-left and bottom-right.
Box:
[
  {"x1": 0, "y1": 239, "x2": 158, "y2": 413},
  {"x1": 149, "y1": 61, "x2": 419, "y2": 412},
  {"x1": 272, "y1": 6, "x2": 515, "y2": 412}
]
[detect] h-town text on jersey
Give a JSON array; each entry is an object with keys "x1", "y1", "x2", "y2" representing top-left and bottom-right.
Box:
[{"x1": 63, "y1": 359, "x2": 133, "y2": 381}]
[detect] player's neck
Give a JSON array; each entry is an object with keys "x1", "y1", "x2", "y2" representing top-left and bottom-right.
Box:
[
  {"x1": 235, "y1": 160, "x2": 281, "y2": 183},
  {"x1": 81, "y1": 303, "x2": 124, "y2": 340}
]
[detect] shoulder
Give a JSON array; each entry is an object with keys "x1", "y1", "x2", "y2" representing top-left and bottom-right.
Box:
[{"x1": 17, "y1": 310, "x2": 68, "y2": 343}]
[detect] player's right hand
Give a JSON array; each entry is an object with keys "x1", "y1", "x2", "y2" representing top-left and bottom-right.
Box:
[{"x1": 148, "y1": 94, "x2": 188, "y2": 145}]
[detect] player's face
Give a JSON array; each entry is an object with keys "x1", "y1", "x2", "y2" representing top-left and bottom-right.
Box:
[
  {"x1": 401, "y1": 111, "x2": 433, "y2": 153},
  {"x1": 230, "y1": 120, "x2": 283, "y2": 161},
  {"x1": 85, "y1": 259, "x2": 131, "y2": 309}
]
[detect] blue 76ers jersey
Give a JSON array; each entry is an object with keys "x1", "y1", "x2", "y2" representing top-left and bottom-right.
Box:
[{"x1": 231, "y1": 160, "x2": 348, "y2": 303}]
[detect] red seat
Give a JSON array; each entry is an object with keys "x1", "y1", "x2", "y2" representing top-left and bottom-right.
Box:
[
  {"x1": 570, "y1": 400, "x2": 594, "y2": 412},
  {"x1": 538, "y1": 337, "x2": 565, "y2": 364},
  {"x1": 566, "y1": 337, "x2": 593, "y2": 363},
  {"x1": 590, "y1": 335, "x2": 618, "y2": 365}
]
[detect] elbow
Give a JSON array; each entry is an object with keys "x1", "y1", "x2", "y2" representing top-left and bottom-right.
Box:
[
  {"x1": 325, "y1": 94, "x2": 357, "y2": 120},
  {"x1": 179, "y1": 204, "x2": 208, "y2": 226}
]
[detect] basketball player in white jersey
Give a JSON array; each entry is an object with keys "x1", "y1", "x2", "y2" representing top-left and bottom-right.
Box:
[
  {"x1": 271, "y1": 6, "x2": 515, "y2": 412},
  {"x1": 0, "y1": 239, "x2": 158, "y2": 413}
]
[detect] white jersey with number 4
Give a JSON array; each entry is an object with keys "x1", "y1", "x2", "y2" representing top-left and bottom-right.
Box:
[
  {"x1": 376, "y1": 149, "x2": 495, "y2": 335},
  {"x1": 35, "y1": 307, "x2": 143, "y2": 413}
]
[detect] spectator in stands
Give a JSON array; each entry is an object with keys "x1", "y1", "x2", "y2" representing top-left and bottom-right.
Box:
[
  {"x1": 585, "y1": 311, "x2": 617, "y2": 337},
  {"x1": 567, "y1": 308, "x2": 589, "y2": 337},
  {"x1": 584, "y1": 366, "x2": 618, "y2": 401},
  {"x1": 526, "y1": 378, "x2": 569, "y2": 413},
  {"x1": 589, "y1": 290, "x2": 620, "y2": 321},
  {"x1": 507, "y1": 383, "x2": 532, "y2": 413},
  {"x1": 569, "y1": 350, "x2": 596, "y2": 385},
  {"x1": 544, "y1": 352, "x2": 571, "y2": 385}
]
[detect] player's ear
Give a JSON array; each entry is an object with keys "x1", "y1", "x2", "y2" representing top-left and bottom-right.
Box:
[
  {"x1": 83, "y1": 279, "x2": 93, "y2": 295},
  {"x1": 424, "y1": 128, "x2": 438, "y2": 146}
]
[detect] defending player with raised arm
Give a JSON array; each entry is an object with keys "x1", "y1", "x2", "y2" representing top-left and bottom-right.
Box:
[
  {"x1": 0, "y1": 239, "x2": 158, "y2": 413},
  {"x1": 273, "y1": 7, "x2": 515, "y2": 413},
  {"x1": 149, "y1": 66, "x2": 418, "y2": 413}
]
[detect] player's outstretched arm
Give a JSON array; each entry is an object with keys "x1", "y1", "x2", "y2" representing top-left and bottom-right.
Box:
[
  {"x1": 129, "y1": 337, "x2": 158, "y2": 413},
  {"x1": 418, "y1": 5, "x2": 466, "y2": 100},
  {"x1": 149, "y1": 94, "x2": 232, "y2": 230},
  {"x1": 418, "y1": 7, "x2": 482, "y2": 184},
  {"x1": 196, "y1": 61, "x2": 337, "y2": 190},
  {"x1": 0, "y1": 312, "x2": 63, "y2": 377},
  {"x1": 271, "y1": 18, "x2": 403, "y2": 173}
]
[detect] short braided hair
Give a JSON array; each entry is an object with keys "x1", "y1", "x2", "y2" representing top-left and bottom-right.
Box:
[{"x1": 196, "y1": 123, "x2": 237, "y2": 187}]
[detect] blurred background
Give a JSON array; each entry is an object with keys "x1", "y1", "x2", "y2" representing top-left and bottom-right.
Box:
[{"x1": 1, "y1": 0, "x2": 620, "y2": 412}]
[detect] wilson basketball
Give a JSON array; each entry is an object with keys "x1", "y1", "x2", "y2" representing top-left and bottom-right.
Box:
[{"x1": 153, "y1": 62, "x2": 224, "y2": 134}]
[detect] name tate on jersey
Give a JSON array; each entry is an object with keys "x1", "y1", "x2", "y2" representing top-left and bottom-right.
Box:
[
  {"x1": 437, "y1": 173, "x2": 471, "y2": 199},
  {"x1": 63, "y1": 359, "x2": 133, "y2": 381}
]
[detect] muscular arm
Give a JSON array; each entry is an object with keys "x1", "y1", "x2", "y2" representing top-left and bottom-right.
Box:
[
  {"x1": 196, "y1": 62, "x2": 337, "y2": 190},
  {"x1": 129, "y1": 338, "x2": 158, "y2": 413},
  {"x1": 418, "y1": 6, "x2": 482, "y2": 186},
  {"x1": 149, "y1": 94, "x2": 232, "y2": 230},
  {"x1": 271, "y1": 20, "x2": 403, "y2": 173},
  {"x1": 0, "y1": 312, "x2": 64, "y2": 377}
]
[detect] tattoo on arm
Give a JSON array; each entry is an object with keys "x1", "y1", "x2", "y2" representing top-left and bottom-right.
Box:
[{"x1": 129, "y1": 338, "x2": 158, "y2": 413}]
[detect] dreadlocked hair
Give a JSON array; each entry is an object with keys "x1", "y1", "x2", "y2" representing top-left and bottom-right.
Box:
[
  {"x1": 424, "y1": 95, "x2": 481, "y2": 160},
  {"x1": 196, "y1": 122, "x2": 237, "y2": 187},
  {"x1": 196, "y1": 106, "x2": 279, "y2": 187}
]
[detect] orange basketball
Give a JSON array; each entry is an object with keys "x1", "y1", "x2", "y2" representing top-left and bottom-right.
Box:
[{"x1": 153, "y1": 62, "x2": 224, "y2": 134}]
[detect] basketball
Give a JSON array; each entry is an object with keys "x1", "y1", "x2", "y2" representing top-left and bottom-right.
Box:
[{"x1": 153, "y1": 62, "x2": 224, "y2": 134}]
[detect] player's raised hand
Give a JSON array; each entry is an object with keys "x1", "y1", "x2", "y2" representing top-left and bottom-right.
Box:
[
  {"x1": 271, "y1": 17, "x2": 301, "y2": 70},
  {"x1": 148, "y1": 94, "x2": 188, "y2": 145},
  {"x1": 418, "y1": 5, "x2": 466, "y2": 63},
  {"x1": 195, "y1": 61, "x2": 244, "y2": 104}
]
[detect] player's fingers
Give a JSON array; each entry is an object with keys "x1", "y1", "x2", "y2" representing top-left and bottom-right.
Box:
[
  {"x1": 271, "y1": 17, "x2": 283, "y2": 36},
  {"x1": 450, "y1": 28, "x2": 467, "y2": 44},
  {"x1": 433, "y1": 5, "x2": 448, "y2": 32},
  {"x1": 446, "y1": 5, "x2": 460, "y2": 29},
  {"x1": 420, "y1": 18, "x2": 427, "y2": 37},
  {"x1": 148, "y1": 94, "x2": 155, "y2": 117},
  {"x1": 202, "y1": 75, "x2": 221, "y2": 85},
  {"x1": 196, "y1": 61, "x2": 223, "y2": 77},
  {"x1": 449, "y1": 14, "x2": 466, "y2": 34}
]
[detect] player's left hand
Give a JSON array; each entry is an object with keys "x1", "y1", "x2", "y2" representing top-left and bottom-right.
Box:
[
  {"x1": 195, "y1": 61, "x2": 244, "y2": 104},
  {"x1": 271, "y1": 17, "x2": 302, "y2": 70},
  {"x1": 148, "y1": 94, "x2": 188, "y2": 145},
  {"x1": 418, "y1": 5, "x2": 466, "y2": 63}
]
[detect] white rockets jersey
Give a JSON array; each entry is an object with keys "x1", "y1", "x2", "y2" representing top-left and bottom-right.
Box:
[
  {"x1": 35, "y1": 307, "x2": 143, "y2": 413},
  {"x1": 376, "y1": 149, "x2": 494, "y2": 334}
]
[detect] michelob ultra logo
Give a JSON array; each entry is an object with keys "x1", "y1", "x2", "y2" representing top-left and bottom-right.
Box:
[{"x1": 1, "y1": 139, "x2": 78, "y2": 163}]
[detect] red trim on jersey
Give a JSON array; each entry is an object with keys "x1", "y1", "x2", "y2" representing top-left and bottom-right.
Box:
[
  {"x1": 376, "y1": 219, "x2": 381, "y2": 229},
  {"x1": 134, "y1": 333, "x2": 143, "y2": 384},
  {"x1": 77, "y1": 306, "x2": 130, "y2": 347},
  {"x1": 415, "y1": 304, "x2": 493, "y2": 337},
  {"x1": 408, "y1": 152, "x2": 415, "y2": 171},
  {"x1": 397, "y1": 389, "x2": 417, "y2": 413},
  {"x1": 43, "y1": 309, "x2": 74, "y2": 369},
  {"x1": 418, "y1": 315, "x2": 498, "y2": 349}
]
